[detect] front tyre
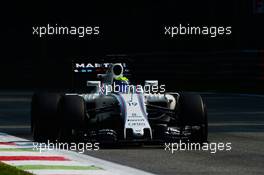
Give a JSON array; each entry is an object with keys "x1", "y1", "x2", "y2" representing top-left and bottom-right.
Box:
[
  {"x1": 178, "y1": 93, "x2": 208, "y2": 143},
  {"x1": 58, "y1": 95, "x2": 86, "y2": 142}
]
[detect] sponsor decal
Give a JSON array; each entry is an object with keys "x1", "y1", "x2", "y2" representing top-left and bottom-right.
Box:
[
  {"x1": 128, "y1": 101, "x2": 138, "y2": 106},
  {"x1": 73, "y1": 62, "x2": 128, "y2": 73}
]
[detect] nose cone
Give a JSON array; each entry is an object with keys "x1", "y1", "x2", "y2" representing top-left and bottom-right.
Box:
[{"x1": 133, "y1": 129, "x2": 144, "y2": 137}]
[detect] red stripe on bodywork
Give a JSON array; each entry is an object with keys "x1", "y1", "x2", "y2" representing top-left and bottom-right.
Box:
[
  {"x1": 0, "y1": 156, "x2": 69, "y2": 161},
  {"x1": 0, "y1": 142, "x2": 16, "y2": 146}
]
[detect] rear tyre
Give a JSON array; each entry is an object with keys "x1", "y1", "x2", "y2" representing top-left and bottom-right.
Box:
[
  {"x1": 31, "y1": 93, "x2": 61, "y2": 142},
  {"x1": 178, "y1": 93, "x2": 208, "y2": 143},
  {"x1": 58, "y1": 95, "x2": 86, "y2": 142}
]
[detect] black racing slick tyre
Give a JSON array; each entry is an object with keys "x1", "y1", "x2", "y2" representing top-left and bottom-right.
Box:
[
  {"x1": 31, "y1": 93, "x2": 61, "y2": 142},
  {"x1": 58, "y1": 95, "x2": 86, "y2": 142},
  {"x1": 178, "y1": 93, "x2": 208, "y2": 143}
]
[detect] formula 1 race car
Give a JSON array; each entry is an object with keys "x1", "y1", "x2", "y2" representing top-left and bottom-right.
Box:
[{"x1": 31, "y1": 63, "x2": 208, "y2": 144}]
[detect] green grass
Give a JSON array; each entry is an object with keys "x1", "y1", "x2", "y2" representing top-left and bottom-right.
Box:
[
  {"x1": 0, "y1": 148, "x2": 38, "y2": 152},
  {"x1": 0, "y1": 162, "x2": 33, "y2": 175}
]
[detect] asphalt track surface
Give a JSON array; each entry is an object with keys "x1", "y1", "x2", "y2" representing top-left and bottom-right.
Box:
[{"x1": 0, "y1": 91, "x2": 264, "y2": 175}]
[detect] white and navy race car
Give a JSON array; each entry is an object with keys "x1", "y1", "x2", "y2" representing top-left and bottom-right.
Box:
[{"x1": 31, "y1": 63, "x2": 208, "y2": 144}]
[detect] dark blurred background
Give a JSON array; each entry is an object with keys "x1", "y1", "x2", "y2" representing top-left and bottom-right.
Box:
[{"x1": 2, "y1": 1, "x2": 264, "y2": 92}]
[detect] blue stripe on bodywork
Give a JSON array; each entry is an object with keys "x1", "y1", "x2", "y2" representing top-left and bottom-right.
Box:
[{"x1": 137, "y1": 93, "x2": 148, "y2": 119}]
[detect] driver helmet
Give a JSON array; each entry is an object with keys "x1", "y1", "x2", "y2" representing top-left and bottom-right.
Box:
[{"x1": 114, "y1": 76, "x2": 129, "y2": 93}]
